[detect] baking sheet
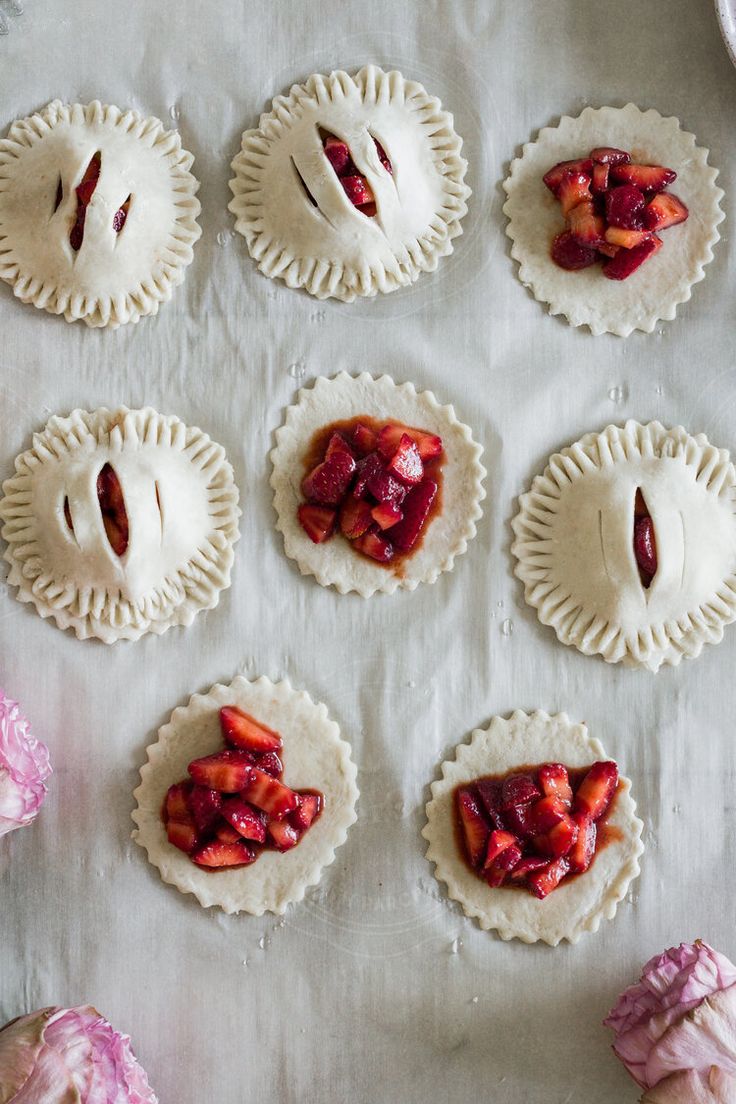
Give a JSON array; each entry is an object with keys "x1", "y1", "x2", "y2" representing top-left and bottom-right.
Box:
[{"x1": 1, "y1": 1, "x2": 735, "y2": 1101}]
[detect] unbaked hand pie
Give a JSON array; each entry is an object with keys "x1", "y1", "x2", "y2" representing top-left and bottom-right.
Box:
[
  {"x1": 0, "y1": 100, "x2": 201, "y2": 327},
  {"x1": 0, "y1": 407, "x2": 240, "y2": 643},
  {"x1": 503, "y1": 104, "x2": 723, "y2": 335},
  {"x1": 512, "y1": 421, "x2": 736, "y2": 671},
  {"x1": 271, "y1": 372, "x2": 485, "y2": 596},
  {"x1": 132, "y1": 676, "x2": 359, "y2": 915},
  {"x1": 423, "y1": 710, "x2": 644, "y2": 945},
  {"x1": 228, "y1": 65, "x2": 471, "y2": 301}
]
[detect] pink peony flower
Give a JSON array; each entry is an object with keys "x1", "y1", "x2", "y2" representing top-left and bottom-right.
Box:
[
  {"x1": 0, "y1": 1005, "x2": 158, "y2": 1103},
  {"x1": 0, "y1": 689, "x2": 51, "y2": 837},
  {"x1": 605, "y1": 940, "x2": 736, "y2": 1102}
]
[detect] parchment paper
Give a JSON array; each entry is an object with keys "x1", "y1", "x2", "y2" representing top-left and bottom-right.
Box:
[{"x1": 1, "y1": 2, "x2": 735, "y2": 1102}]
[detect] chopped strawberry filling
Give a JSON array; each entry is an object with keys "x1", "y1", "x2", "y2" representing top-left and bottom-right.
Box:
[
  {"x1": 455, "y1": 760, "x2": 620, "y2": 899},
  {"x1": 69, "y1": 151, "x2": 101, "y2": 252},
  {"x1": 633, "y1": 489, "x2": 657, "y2": 587},
  {"x1": 297, "y1": 416, "x2": 444, "y2": 566},
  {"x1": 544, "y1": 144, "x2": 688, "y2": 280},
  {"x1": 96, "y1": 463, "x2": 129, "y2": 557},
  {"x1": 162, "y1": 706, "x2": 324, "y2": 869},
  {"x1": 320, "y1": 129, "x2": 392, "y2": 217}
]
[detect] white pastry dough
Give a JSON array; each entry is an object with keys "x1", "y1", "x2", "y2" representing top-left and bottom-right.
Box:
[
  {"x1": 270, "y1": 372, "x2": 486, "y2": 597},
  {"x1": 229, "y1": 65, "x2": 471, "y2": 301},
  {"x1": 0, "y1": 100, "x2": 201, "y2": 327},
  {"x1": 503, "y1": 104, "x2": 724, "y2": 336},
  {"x1": 512, "y1": 422, "x2": 736, "y2": 671},
  {"x1": 422, "y1": 710, "x2": 644, "y2": 946},
  {"x1": 131, "y1": 676, "x2": 359, "y2": 916},
  {"x1": 0, "y1": 407, "x2": 240, "y2": 643}
]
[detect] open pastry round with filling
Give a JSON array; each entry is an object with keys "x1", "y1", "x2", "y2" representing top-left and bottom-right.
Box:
[
  {"x1": 512, "y1": 421, "x2": 736, "y2": 671},
  {"x1": 0, "y1": 100, "x2": 201, "y2": 327},
  {"x1": 270, "y1": 372, "x2": 485, "y2": 596},
  {"x1": 503, "y1": 104, "x2": 724, "y2": 336},
  {"x1": 229, "y1": 65, "x2": 471, "y2": 301},
  {"x1": 132, "y1": 676, "x2": 359, "y2": 915},
  {"x1": 0, "y1": 407, "x2": 240, "y2": 643},
  {"x1": 423, "y1": 710, "x2": 644, "y2": 946}
]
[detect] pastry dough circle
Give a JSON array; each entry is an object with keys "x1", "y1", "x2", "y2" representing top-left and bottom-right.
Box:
[
  {"x1": 270, "y1": 372, "x2": 486, "y2": 597},
  {"x1": 0, "y1": 407, "x2": 240, "y2": 643},
  {"x1": 503, "y1": 104, "x2": 724, "y2": 336},
  {"x1": 422, "y1": 710, "x2": 644, "y2": 946},
  {"x1": 131, "y1": 676, "x2": 359, "y2": 916},
  {"x1": 229, "y1": 65, "x2": 471, "y2": 301},
  {"x1": 0, "y1": 100, "x2": 201, "y2": 327},
  {"x1": 512, "y1": 421, "x2": 736, "y2": 671}
]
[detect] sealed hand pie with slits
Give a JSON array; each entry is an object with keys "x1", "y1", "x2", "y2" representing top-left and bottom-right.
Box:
[
  {"x1": 0, "y1": 100, "x2": 201, "y2": 327},
  {"x1": 229, "y1": 65, "x2": 471, "y2": 301},
  {"x1": 0, "y1": 408, "x2": 241, "y2": 643}
]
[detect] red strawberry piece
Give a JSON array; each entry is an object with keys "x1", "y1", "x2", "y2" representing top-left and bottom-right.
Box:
[
  {"x1": 352, "y1": 423, "x2": 379, "y2": 455},
  {"x1": 482, "y1": 829, "x2": 520, "y2": 870},
  {"x1": 240, "y1": 767, "x2": 299, "y2": 819},
  {"x1": 568, "y1": 813, "x2": 597, "y2": 874},
  {"x1": 252, "y1": 750, "x2": 283, "y2": 778},
  {"x1": 374, "y1": 138, "x2": 392, "y2": 173},
  {"x1": 353, "y1": 527, "x2": 394, "y2": 563},
  {"x1": 558, "y1": 172, "x2": 592, "y2": 217},
  {"x1": 526, "y1": 857, "x2": 570, "y2": 899},
  {"x1": 112, "y1": 196, "x2": 131, "y2": 233},
  {"x1": 603, "y1": 235, "x2": 662, "y2": 280},
  {"x1": 341, "y1": 175, "x2": 374, "y2": 207},
  {"x1": 605, "y1": 184, "x2": 646, "y2": 229},
  {"x1": 365, "y1": 463, "x2": 407, "y2": 505},
  {"x1": 634, "y1": 515, "x2": 657, "y2": 582},
  {"x1": 358, "y1": 202, "x2": 377, "y2": 218},
  {"x1": 324, "y1": 136, "x2": 350, "y2": 175},
  {"x1": 221, "y1": 798, "x2": 267, "y2": 843},
  {"x1": 167, "y1": 817, "x2": 199, "y2": 854},
  {"x1": 384, "y1": 434, "x2": 423, "y2": 486},
  {"x1": 573, "y1": 761, "x2": 619, "y2": 820},
  {"x1": 550, "y1": 230, "x2": 598, "y2": 271},
  {"x1": 591, "y1": 162, "x2": 610, "y2": 193},
  {"x1": 376, "y1": 424, "x2": 443, "y2": 463},
  {"x1": 389, "y1": 479, "x2": 438, "y2": 552},
  {"x1": 485, "y1": 843, "x2": 523, "y2": 887},
  {"x1": 165, "y1": 781, "x2": 193, "y2": 822},
  {"x1": 339, "y1": 495, "x2": 374, "y2": 539},
  {"x1": 220, "y1": 706, "x2": 282, "y2": 753},
  {"x1": 371, "y1": 502, "x2": 403, "y2": 531},
  {"x1": 325, "y1": 432, "x2": 354, "y2": 460},
  {"x1": 97, "y1": 464, "x2": 129, "y2": 557},
  {"x1": 527, "y1": 794, "x2": 568, "y2": 834},
  {"x1": 643, "y1": 192, "x2": 689, "y2": 231},
  {"x1": 475, "y1": 780, "x2": 505, "y2": 830},
  {"x1": 542, "y1": 158, "x2": 593, "y2": 195},
  {"x1": 188, "y1": 749, "x2": 255, "y2": 793},
  {"x1": 188, "y1": 785, "x2": 223, "y2": 834},
  {"x1": 456, "y1": 788, "x2": 490, "y2": 868},
  {"x1": 353, "y1": 453, "x2": 384, "y2": 498},
  {"x1": 568, "y1": 200, "x2": 605, "y2": 247},
  {"x1": 268, "y1": 819, "x2": 300, "y2": 852},
  {"x1": 508, "y1": 855, "x2": 549, "y2": 882},
  {"x1": 502, "y1": 801, "x2": 536, "y2": 839},
  {"x1": 215, "y1": 822, "x2": 242, "y2": 844},
  {"x1": 291, "y1": 793, "x2": 322, "y2": 831},
  {"x1": 605, "y1": 226, "x2": 652, "y2": 249},
  {"x1": 297, "y1": 503, "x2": 337, "y2": 544},
  {"x1": 535, "y1": 814, "x2": 579, "y2": 859},
  {"x1": 302, "y1": 450, "x2": 356, "y2": 505},
  {"x1": 538, "y1": 764, "x2": 573, "y2": 806},
  {"x1": 499, "y1": 773, "x2": 541, "y2": 811},
  {"x1": 611, "y1": 162, "x2": 676, "y2": 192},
  {"x1": 590, "y1": 147, "x2": 631, "y2": 166},
  {"x1": 69, "y1": 151, "x2": 102, "y2": 252},
  {"x1": 191, "y1": 840, "x2": 256, "y2": 868}
]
